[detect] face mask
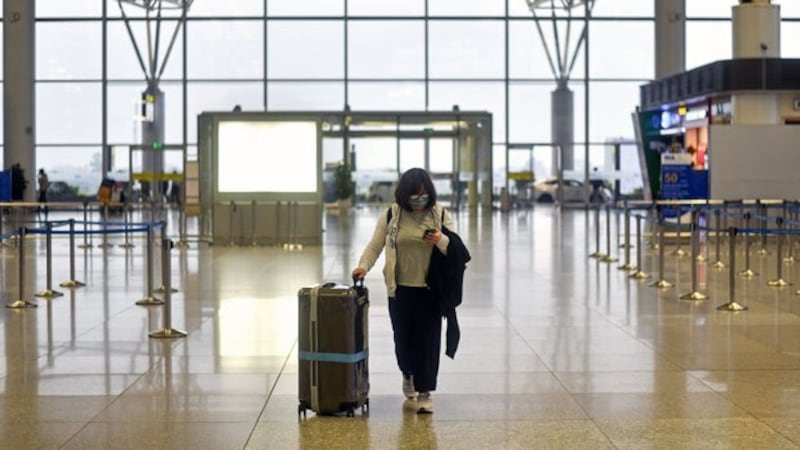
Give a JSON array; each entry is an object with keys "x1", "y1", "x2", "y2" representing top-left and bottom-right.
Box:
[{"x1": 408, "y1": 194, "x2": 429, "y2": 210}]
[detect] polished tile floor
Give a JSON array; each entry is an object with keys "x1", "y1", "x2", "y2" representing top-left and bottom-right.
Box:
[{"x1": 2, "y1": 206, "x2": 800, "y2": 449}]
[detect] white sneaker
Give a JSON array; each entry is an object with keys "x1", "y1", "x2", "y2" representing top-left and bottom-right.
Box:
[
  {"x1": 417, "y1": 392, "x2": 433, "y2": 414},
  {"x1": 402, "y1": 375, "x2": 416, "y2": 399}
]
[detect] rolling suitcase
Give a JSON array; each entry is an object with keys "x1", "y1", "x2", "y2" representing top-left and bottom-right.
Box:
[{"x1": 298, "y1": 281, "x2": 369, "y2": 417}]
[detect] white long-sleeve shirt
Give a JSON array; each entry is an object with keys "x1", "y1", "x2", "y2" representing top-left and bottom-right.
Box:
[{"x1": 357, "y1": 203, "x2": 453, "y2": 297}]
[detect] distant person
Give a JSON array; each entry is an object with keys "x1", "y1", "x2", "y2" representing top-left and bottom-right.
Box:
[{"x1": 37, "y1": 169, "x2": 49, "y2": 214}]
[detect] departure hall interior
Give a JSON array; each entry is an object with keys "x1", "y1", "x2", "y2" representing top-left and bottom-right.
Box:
[{"x1": 4, "y1": 0, "x2": 800, "y2": 448}]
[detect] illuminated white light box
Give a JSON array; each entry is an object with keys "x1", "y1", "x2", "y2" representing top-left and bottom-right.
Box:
[{"x1": 217, "y1": 121, "x2": 318, "y2": 193}]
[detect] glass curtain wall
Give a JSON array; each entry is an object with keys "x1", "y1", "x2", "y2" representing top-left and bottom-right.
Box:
[{"x1": 14, "y1": 1, "x2": 800, "y2": 196}]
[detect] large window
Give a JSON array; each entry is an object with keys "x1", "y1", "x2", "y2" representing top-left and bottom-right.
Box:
[
  {"x1": 267, "y1": 21, "x2": 344, "y2": 79},
  {"x1": 348, "y1": 21, "x2": 425, "y2": 79},
  {"x1": 24, "y1": 2, "x2": 800, "y2": 193}
]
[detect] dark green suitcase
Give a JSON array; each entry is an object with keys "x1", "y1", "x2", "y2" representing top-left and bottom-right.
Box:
[{"x1": 298, "y1": 281, "x2": 369, "y2": 417}]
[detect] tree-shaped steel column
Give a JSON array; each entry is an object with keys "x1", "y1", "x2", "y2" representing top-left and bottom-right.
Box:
[
  {"x1": 116, "y1": 0, "x2": 193, "y2": 201},
  {"x1": 525, "y1": 0, "x2": 595, "y2": 174}
]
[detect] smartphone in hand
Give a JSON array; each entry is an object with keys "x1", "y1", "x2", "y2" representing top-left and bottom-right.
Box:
[{"x1": 423, "y1": 228, "x2": 437, "y2": 238}]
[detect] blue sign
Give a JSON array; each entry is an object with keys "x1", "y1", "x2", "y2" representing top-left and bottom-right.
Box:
[
  {"x1": 0, "y1": 171, "x2": 11, "y2": 202},
  {"x1": 660, "y1": 164, "x2": 708, "y2": 218}
]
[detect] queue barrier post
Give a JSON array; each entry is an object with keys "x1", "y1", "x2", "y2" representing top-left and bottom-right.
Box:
[
  {"x1": 767, "y1": 218, "x2": 790, "y2": 287},
  {"x1": 739, "y1": 212, "x2": 757, "y2": 278},
  {"x1": 718, "y1": 228, "x2": 749, "y2": 311},
  {"x1": 60, "y1": 219, "x2": 86, "y2": 288},
  {"x1": 600, "y1": 205, "x2": 617, "y2": 263},
  {"x1": 629, "y1": 215, "x2": 650, "y2": 280},
  {"x1": 618, "y1": 207, "x2": 635, "y2": 271},
  {"x1": 649, "y1": 209, "x2": 673, "y2": 289},
  {"x1": 136, "y1": 224, "x2": 164, "y2": 306},
  {"x1": 589, "y1": 204, "x2": 604, "y2": 258},
  {"x1": 149, "y1": 238, "x2": 187, "y2": 339},
  {"x1": 680, "y1": 207, "x2": 708, "y2": 301},
  {"x1": 35, "y1": 222, "x2": 64, "y2": 299}
]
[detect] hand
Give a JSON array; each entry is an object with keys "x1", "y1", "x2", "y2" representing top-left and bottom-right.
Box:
[
  {"x1": 423, "y1": 229, "x2": 442, "y2": 245},
  {"x1": 352, "y1": 267, "x2": 367, "y2": 280}
]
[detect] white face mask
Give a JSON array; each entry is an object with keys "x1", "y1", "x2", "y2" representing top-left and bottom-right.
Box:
[{"x1": 408, "y1": 194, "x2": 429, "y2": 210}]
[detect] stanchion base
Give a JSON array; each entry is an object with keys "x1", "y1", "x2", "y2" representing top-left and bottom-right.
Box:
[
  {"x1": 588, "y1": 252, "x2": 605, "y2": 259},
  {"x1": 618, "y1": 244, "x2": 633, "y2": 249},
  {"x1": 59, "y1": 280, "x2": 86, "y2": 288},
  {"x1": 649, "y1": 279, "x2": 673, "y2": 288},
  {"x1": 77, "y1": 244, "x2": 93, "y2": 250},
  {"x1": 711, "y1": 261, "x2": 726, "y2": 269},
  {"x1": 738, "y1": 269, "x2": 757, "y2": 279},
  {"x1": 672, "y1": 248, "x2": 687, "y2": 257},
  {"x1": 6, "y1": 300, "x2": 37, "y2": 309},
  {"x1": 696, "y1": 255, "x2": 706, "y2": 262},
  {"x1": 767, "y1": 278, "x2": 791, "y2": 287},
  {"x1": 618, "y1": 263, "x2": 636, "y2": 271},
  {"x1": 756, "y1": 248, "x2": 769, "y2": 256},
  {"x1": 34, "y1": 289, "x2": 64, "y2": 298},
  {"x1": 175, "y1": 241, "x2": 190, "y2": 248},
  {"x1": 717, "y1": 301, "x2": 748, "y2": 312},
  {"x1": 96, "y1": 243, "x2": 114, "y2": 249},
  {"x1": 600, "y1": 255, "x2": 618, "y2": 263},
  {"x1": 149, "y1": 328, "x2": 188, "y2": 339},
  {"x1": 154, "y1": 286, "x2": 179, "y2": 294},
  {"x1": 118, "y1": 243, "x2": 135, "y2": 249},
  {"x1": 136, "y1": 296, "x2": 164, "y2": 306},
  {"x1": 630, "y1": 271, "x2": 650, "y2": 280},
  {"x1": 680, "y1": 291, "x2": 708, "y2": 301},
  {"x1": 784, "y1": 256, "x2": 795, "y2": 264}
]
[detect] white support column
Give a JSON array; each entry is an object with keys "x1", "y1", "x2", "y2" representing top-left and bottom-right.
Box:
[
  {"x1": 3, "y1": 0, "x2": 36, "y2": 201},
  {"x1": 655, "y1": 0, "x2": 686, "y2": 78},
  {"x1": 731, "y1": 1, "x2": 781, "y2": 125}
]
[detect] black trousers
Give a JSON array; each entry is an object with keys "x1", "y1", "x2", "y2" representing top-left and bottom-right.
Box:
[{"x1": 388, "y1": 286, "x2": 442, "y2": 393}]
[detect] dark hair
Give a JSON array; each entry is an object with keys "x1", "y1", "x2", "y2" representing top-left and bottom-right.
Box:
[{"x1": 395, "y1": 168, "x2": 437, "y2": 211}]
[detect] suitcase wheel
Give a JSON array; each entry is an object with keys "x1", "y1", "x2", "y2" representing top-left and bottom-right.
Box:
[
  {"x1": 298, "y1": 404, "x2": 307, "y2": 418},
  {"x1": 346, "y1": 407, "x2": 355, "y2": 418}
]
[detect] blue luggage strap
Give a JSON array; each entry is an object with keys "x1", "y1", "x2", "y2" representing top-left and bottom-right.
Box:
[{"x1": 299, "y1": 350, "x2": 368, "y2": 364}]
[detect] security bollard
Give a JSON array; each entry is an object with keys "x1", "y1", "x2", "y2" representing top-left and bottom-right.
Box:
[
  {"x1": 649, "y1": 212, "x2": 673, "y2": 288},
  {"x1": 768, "y1": 218, "x2": 790, "y2": 287},
  {"x1": 60, "y1": 219, "x2": 86, "y2": 288},
  {"x1": 149, "y1": 238, "x2": 187, "y2": 339},
  {"x1": 601, "y1": 205, "x2": 617, "y2": 263},
  {"x1": 739, "y1": 212, "x2": 757, "y2": 278},
  {"x1": 629, "y1": 215, "x2": 650, "y2": 280},
  {"x1": 35, "y1": 222, "x2": 64, "y2": 298},
  {"x1": 6, "y1": 228, "x2": 36, "y2": 309},
  {"x1": 136, "y1": 225, "x2": 164, "y2": 306},
  {"x1": 680, "y1": 215, "x2": 708, "y2": 301},
  {"x1": 717, "y1": 228, "x2": 748, "y2": 311}
]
